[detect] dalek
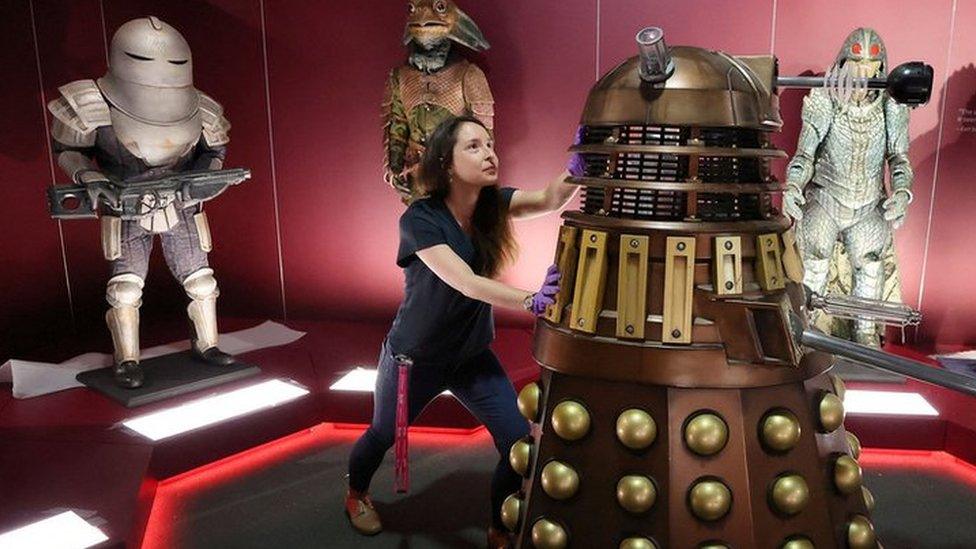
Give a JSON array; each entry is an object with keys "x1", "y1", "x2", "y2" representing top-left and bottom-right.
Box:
[{"x1": 501, "y1": 28, "x2": 955, "y2": 549}]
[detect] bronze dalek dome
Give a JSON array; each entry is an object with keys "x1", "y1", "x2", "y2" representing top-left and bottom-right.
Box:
[
  {"x1": 581, "y1": 46, "x2": 782, "y2": 130},
  {"x1": 504, "y1": 27, "x2": 885, "y2": 548}
]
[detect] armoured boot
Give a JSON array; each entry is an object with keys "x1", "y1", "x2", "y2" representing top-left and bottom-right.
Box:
[
  {"x1": 106, "y1": 274, "x2": 145, "y2": 389},
  {"x1": 853, "y1": 260, "x2": 884, "y2": 346},
  {"x1": 183, "y1": 268, "x2": 235, "y2": 366}
]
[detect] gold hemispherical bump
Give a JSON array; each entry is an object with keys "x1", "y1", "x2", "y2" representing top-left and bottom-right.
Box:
[
  {"x1": 834, "y1": 455, "x2": 863, "y2": 495},
  {"x1": 616, "y1": 475, "x2": 657, "y2": 514},
  {"x1": 770, "y1": 474, "x2": 810, "y2": 516},
  {"x1": 847, "y1": 515, "x2": 876, "y2": 549},
  {"x1": 699, "y1": 544, "x2": 731, "y2": 549},
  {"x1": 500, "y1": 494, "x2": 522, "y2": 532},
  {"x1": 541, "y1": 461, "x2": 580, "y2": 500},
  {"x1": 531, "y1": 518, "x2": 568, "y2": 549},
  {"x1": 551, "y1": 400, "x2": 591, "y2": 441},
  {"x1": 685, "y1": 413, "x2": 729, "y2": 456},
  {"x1": 830, "y1": 373, "x2": 847, "y2": 401},
  {"x1": 688, "y1": 479, "x2": 732, "y2": 521},
  {"x1": 847, "y1": 431, "x2": 862, "y2": 459},
  {"x1": 616, "y1": 408, "x2": 657, "y2": 450},
  {"x1": 620, "y1": 537, "x2": 657, "y2": 549},
  {"x1": 761, "y1": 410, "x2": 802, "y2": 453},
  {"x1": 509, "y1": 438, "x2": 532, "y2": 477},
  {"x1": 517, "y1": 383, "x2": 541, "y2": 422},
  {"x1": 862, "y1": 486, "x2": 875, "y2": 512},
  {"x1": 819, "y1": 393, "x2": 845, "y2": 432},
  {"x1": 780, "y1": 537, "x2": 815, "y2": 549}
]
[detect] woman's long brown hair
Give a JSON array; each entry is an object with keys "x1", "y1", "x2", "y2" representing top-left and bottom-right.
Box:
[{"x1": 416, "y1": 116, "x2": 516, "y2": 278}]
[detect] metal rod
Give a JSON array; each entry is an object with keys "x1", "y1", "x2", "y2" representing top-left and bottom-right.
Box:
[
  {"x1": 801, "y1": 329, "x2": 976, "y2": 398},
  {"x1": 776, "y1": 76, "x2": 887, "y2": 89}
]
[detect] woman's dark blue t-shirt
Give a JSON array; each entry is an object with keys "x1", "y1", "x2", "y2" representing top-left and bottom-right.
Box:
[{"x1": 387, "y1": 187, "x2": 516, "y2": 363}]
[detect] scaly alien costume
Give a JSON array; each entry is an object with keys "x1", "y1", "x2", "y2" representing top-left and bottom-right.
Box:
[
  {"x1": 48, "y1": 17, "x2": 235, "y2": 388},
  {"x1": 383, "y1": 0, "x2": 494, "y2": 202},
  {"x1": 783, "y1": 28, "x2": 914, "y2": 346}
]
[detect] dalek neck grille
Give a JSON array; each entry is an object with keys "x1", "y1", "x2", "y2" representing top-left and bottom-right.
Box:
[{"x1": 574, "y1": 124, "x2": 776, "y2": 222}]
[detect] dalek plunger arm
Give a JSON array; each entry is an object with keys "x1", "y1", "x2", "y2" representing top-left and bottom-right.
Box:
[{"x1": 777, "y1": 61, "x2": 934, "y2": 106}]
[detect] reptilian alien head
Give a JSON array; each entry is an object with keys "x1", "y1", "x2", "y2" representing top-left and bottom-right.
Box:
[{"x1": 404, "y1": 0, "x2": 489, "y2": 52}]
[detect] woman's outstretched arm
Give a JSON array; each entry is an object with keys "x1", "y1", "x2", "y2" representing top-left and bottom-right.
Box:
[
  {"x1": 416, "y1": 245, "x2": 538, "y2": 311},
  {"x1": 508, "y1": 170, "x2": 579, "y2": 220}
]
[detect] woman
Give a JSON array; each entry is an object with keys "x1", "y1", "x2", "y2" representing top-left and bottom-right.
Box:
[{"x1": 344, "y1": 115, "x2": 579, "y2": 546}]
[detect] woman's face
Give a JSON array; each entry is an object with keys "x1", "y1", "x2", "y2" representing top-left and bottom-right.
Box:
[{"x1": 448, "y1": 122, "x2": 499, "y2": 189}]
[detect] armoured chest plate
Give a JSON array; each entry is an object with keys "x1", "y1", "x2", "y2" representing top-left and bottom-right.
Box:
[
  {"x1": 399, "y1": 62, "x2": 469, "y2": 118},
  {"x1": 813, "y1": 97, "x2": 887, "y2": 209},
  {"x1": 110, "y1": 108, "x2": 202, "y2": 167}
]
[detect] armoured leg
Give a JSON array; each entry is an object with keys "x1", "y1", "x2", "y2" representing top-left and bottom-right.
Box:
[
  {"x1": 183, "y1": 267, "x2": 234, "y2": 365},
  {"x1": 796, "y1": 199, "x2": 841, "y2": 295},
  {"x1": 845, "y1": 210, "x2": 890, "y2": 346},
  {"x1": 106, "y1": 273, "x2": 145, "y2": 388}
]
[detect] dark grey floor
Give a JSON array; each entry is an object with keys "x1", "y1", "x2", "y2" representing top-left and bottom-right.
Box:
[{"x1": 161, "y1": 433, "x2": 976, "y2": 549}]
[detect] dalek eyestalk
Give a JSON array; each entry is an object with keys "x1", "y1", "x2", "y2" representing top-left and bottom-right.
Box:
[{"x1": 636, "y1": 27, "x2": 674, "y2": 83}]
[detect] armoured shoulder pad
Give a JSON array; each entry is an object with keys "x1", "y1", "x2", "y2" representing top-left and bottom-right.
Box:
[
  {"x1": 884, "y1": 95, "x2": 911, "y2": 156},
  {"x1": 800, "y1": 88, "x2": 834, "y2": 130},
  {"x1": 883, "y1": 94, "x2": 910, "y2": 123},
  {"x1": 462, "y1": 63, "x2": 494, "y2": 129},
  {"x1": 47, "y1": 79, "x2": 110, "y2": 147},
  {"x1": 198, "y1": 91, "x2": 231, "y2": 147}
]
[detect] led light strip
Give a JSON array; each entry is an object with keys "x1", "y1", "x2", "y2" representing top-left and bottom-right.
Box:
[
  {"x1": 844, "y1": 389, "x2": 939, "y2": 417},
  {"x1": 122, "y1": 379, "x2": 309, "y2": 441},
  {"x1": 0, "y1": 511, "x2": 108, "y2": 549},
  {"x1": 330, "y1": 368, "x2": 452, "y2": 395}
]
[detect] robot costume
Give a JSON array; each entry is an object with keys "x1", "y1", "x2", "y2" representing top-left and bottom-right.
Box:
[
  {"x1": 48, "y1": 16, "x2": 235, "y2": 388},
  {"x1": 383, "y1": 0, "x2": 494, "y2": 203},
  {"x1": 783, "y1": 28, "x2": 914, "y2": 346}
]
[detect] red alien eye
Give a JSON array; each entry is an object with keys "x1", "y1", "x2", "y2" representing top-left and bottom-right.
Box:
[
  {"x1": 870, "y1": 44, "x2": 881, "y2": 56},
  {"x1": 851, "y1": 43, "x2": 862, "y2": 55}
]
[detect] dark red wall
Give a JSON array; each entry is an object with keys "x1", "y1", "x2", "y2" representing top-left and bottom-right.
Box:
[{"x1": 2, "y1": 0, "x2": 974, "y2": 362}]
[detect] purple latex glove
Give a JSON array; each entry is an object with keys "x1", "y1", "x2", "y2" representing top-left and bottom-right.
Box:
[
  {"x1": 567, "y1": 126, "x2": 586, "y2": 178},
  {"x1": 530, "y1": 264, "x2": 561, "y2": 316}
]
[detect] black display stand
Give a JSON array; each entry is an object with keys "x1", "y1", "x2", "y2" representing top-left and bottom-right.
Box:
[{"x1": 77, "y1": 351, "x2": 261, "y2": 408}]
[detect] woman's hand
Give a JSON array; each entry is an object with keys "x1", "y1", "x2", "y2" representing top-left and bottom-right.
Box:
[{"x1": 528, "y1": 265, "x2": 561, "y2": 316}]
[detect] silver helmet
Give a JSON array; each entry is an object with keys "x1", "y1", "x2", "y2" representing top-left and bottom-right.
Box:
[
  {"x1": 835, "y1": 27, "x2": 887, "y2": 77},
  {"x1": 98, "y1": 16, "x2": 198, "y2": 125}
]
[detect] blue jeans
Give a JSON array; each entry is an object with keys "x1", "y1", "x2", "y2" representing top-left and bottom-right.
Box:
[{"x1": 348, "y1": 340, "x2": 530, "y2": 528}]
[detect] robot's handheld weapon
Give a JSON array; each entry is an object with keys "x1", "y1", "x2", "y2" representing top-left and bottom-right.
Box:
[
  {"x1": 777, "y1": 61, "x2": 934, "y2": 106},
  {"x1": 807, "y1": 291, "x2": 922, "y2": 328},
  {"x1": 47, "y1": 168, "x2": 251, "y2": 220},
  {"x1": 788, "y1": 312, "x2": 976, "y2": 398}
]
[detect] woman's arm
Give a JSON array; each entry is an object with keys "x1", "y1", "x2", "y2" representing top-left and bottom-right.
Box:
[
  {"x1": 416, "y1": 245, "x2": 533, "y2": 311},
  {"x1": 508, "y1": 170, "x2": 579, "y2": 220}
]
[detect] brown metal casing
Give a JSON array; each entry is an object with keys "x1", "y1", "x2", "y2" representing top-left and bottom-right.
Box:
[{"x1": 512, "y1": 42, "x2": 876, "y2": 549}]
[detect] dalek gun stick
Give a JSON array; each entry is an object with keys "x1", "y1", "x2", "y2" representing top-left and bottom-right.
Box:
[
  {"x1": 807, "y1": 289, "x2": 922, "y2": 327},
  {"x1": 790, "y1": 313, "x2": 976, "y2": 398},
  {"x1": 48, "y1": 167, "x2": 251, "y2": 220}
]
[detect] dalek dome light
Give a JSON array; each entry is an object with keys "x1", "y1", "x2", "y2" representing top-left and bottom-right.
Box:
[{"x1": 581, "y1": 46, "x2": 783, "y2": 130}]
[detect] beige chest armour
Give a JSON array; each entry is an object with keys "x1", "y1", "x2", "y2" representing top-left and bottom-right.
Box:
[{"x1": 111, "y1": 108, "x2": 202, "y2": 168}]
